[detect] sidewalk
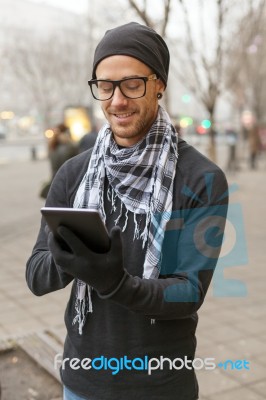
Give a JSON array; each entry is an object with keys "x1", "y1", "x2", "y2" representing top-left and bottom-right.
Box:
[
  {"x1": 0, "y1": 158, "x2": 69, "y2": 340},
  {"x1": 0, "y1": 153, "x2": 265, "y2": 399}
]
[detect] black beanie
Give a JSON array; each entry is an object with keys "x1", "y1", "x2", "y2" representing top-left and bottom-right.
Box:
[{"x1": 92, "y1": 22, "x2": 170, "y2": 87}]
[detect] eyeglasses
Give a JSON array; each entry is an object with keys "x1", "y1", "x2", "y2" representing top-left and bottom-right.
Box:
[{"x1": 88, "y1": 74, "x2": 157, "y2": 101}]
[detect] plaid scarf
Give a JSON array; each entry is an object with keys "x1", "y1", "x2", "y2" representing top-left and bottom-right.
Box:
[{"x1": 73, "y1": 106, "x2": 178, "y2": 334}]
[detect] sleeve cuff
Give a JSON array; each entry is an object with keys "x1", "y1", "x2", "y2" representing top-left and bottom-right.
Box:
[{"x1": 97, "y1": 271, "x2": 129, "y2": 299}]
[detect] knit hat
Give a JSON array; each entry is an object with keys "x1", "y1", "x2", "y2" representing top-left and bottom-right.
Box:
[{"x1": 92, "y1": 22, "x2": 170, "y2": 87}]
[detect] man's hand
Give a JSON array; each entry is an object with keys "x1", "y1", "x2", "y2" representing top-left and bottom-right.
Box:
[{"x1": 48, "y1": 225, "x2": 126, "y2": 295}]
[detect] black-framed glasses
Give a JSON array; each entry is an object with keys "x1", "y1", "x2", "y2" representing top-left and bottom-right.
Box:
[{"x1": 88, "y1": 74, "x2": 157, "y2": 101}]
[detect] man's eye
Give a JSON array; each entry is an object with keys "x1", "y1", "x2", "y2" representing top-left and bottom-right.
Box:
[
  {"x1": 124, "y1": 79, "x2": 142, "y2": 90},
  {"x1": 98, "y1": 83, "x2": 113, "y2": 92}
]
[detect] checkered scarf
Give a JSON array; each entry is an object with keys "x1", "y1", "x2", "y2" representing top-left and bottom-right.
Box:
[{"x1": 73, "y1": 106, "x2": 178, "y2": 334}]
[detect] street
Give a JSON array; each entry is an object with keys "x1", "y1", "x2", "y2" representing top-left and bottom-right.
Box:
[{"x1": 0, "y1": 138, "x2": 46, "y2": 164}]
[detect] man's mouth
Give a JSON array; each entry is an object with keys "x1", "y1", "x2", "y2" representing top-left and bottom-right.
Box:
[{"x1": 114, "y1": 112, "x2": 134, "y2": 119}]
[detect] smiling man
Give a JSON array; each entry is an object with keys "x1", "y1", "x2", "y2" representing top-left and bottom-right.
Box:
[
  {"x1": 92, "y1": 55, "x2": 164, "y2": 146},
  {"x1": 26, "y1": 22, "x2": 228, "y2": 400}
]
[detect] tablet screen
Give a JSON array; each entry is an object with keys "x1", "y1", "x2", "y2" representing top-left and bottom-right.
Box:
[{"x1": 41, "y1": 207, "x2": 110, "y2": 253}]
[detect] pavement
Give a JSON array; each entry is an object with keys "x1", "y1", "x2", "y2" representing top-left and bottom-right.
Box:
[{"x1": 0, "y1": 146, "x2": 266, "y2": 399}]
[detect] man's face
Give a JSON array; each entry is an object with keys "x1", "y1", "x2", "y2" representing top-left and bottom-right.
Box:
[{"x1": 95, "y1": 55, "x2": 165, "y2": 147}]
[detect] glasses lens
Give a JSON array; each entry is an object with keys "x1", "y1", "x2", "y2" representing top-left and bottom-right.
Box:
[
  {"x1": 120, "y1": 78, "x2": 145, "y2": 99},
  {"x1": 91, "y1": 81, "x2": 114, "y2": 100}
]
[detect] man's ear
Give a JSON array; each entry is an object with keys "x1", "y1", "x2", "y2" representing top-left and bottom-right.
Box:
[{"x1": 156, "y1": 78, "x2": 166, "y2": 93}]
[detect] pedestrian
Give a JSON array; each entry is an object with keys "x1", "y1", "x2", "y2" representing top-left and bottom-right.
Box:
[
  {"x1": 226, "y1": 127, "x2": 238, "y2": 172},
  {"x1": 248, "y1": 124, "x2": 261, "y2": 169},
  {"x1": 48, "y1": 123, "x2": 78, "y2": 179},
  {"x1": 78, "y1": 126, "x2": 98, "y2": 153},
  {"x1": 26, "y1": 22, "x2": 228, "y2": 400},
  {"x1": 39, "y1": 123, "x2": 78, "y2": 199}
]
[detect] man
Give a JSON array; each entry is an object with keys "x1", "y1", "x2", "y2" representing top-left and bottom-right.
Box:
[{"x1": 26, "y1": 22, "x2": 228, "y2": 400}]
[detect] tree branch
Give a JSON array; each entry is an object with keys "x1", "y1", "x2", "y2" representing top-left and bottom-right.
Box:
[{"x1": 128, "y1": 0, "x2": 153, "y2": 27}]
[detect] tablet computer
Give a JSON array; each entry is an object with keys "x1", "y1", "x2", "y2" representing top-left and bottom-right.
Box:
[{"x1": 41, "y1": 207, "x2": 110, "y2": 253}]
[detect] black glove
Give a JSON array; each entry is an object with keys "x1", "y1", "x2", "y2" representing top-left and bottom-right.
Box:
[{"x1": 48, "y1": 225, "x2": 126, "y2": 295}]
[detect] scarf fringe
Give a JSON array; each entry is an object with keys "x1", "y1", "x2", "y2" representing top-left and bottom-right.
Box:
[{"x1": 73, "y1": 283, "x2": 93, "y2": 335}]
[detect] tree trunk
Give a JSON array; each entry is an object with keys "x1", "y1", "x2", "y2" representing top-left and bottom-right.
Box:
[
  {"x1": 207, "y1": 112, "x2": 217, "y2": 163},
  {"x1": 208, "y1": 128, "x2": 217, "y2": 163}
]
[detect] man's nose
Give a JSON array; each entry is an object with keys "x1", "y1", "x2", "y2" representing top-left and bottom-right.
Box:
[{"x1": 111, "y1": 86, "x2": 128, "y2": 105}]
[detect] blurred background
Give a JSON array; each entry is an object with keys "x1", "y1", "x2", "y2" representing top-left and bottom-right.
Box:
[
  {"x1": 0, "y1": 1, "x2": 266, "y2": 399},
  {"x1": 0, "y1": 0, "x2": 266, "y2": 165}
]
